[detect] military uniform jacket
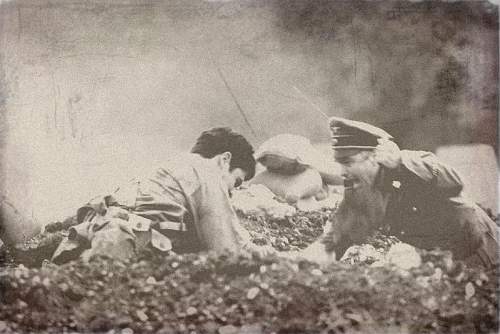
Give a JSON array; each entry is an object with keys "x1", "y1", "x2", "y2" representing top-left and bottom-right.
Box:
[{"x1": 384, "y1": 150, "x2": 498, "y2": 267}]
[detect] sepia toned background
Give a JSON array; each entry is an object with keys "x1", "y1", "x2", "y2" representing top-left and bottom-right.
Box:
[{"x1": 0, "y1": 0, "x2": 497, "y2": 239}]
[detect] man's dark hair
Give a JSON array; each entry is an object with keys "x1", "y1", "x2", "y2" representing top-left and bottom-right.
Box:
[{"x1": 191, "y1": 127, "x2": 256, "y2": 180}]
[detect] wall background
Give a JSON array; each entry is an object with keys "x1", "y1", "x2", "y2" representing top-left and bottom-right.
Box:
[{"x1": 0, "y1": 0, "x2": 497, "y2": 236}]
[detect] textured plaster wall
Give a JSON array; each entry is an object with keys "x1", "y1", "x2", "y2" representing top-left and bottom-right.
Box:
[{"x1": 0, "y1": 0, "x2": 497, "y2": 238}]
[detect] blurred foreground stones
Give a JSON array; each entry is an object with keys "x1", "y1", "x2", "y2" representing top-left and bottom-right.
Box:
[{"x1": 0, "y1": 197, "x2": 498, "y2": 334}]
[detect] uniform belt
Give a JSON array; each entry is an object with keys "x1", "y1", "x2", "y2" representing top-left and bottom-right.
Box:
[
  {"x1": 158, "y1": 220, "x2": 185, "y2": 232},
  {"x1": 127, "y1": 213, "x2": 185, "y2": 232}
]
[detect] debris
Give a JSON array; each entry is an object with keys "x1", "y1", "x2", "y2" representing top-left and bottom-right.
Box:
[
  {"x1": 311, "y1": 269, "x2": 323, "y2": 276},
  {"x1": 186, "y1": 307, "x2": 198, "y2": 316},
  {"x1": 135, "y1": 310, "x2": 148, "y2": 322},
  {"x1": 218, "y1": 325, "x2": 239, "y2": 334},
  {"x1": 341, "y1": 244, "x2": 384, "y2": 264},
  {"x1": 0, "y1": 202, "x2": 497, "y2": 334},
  {"x1": 422, "y1": 297, "x2": 438, "y2": 311},
  {"x1": 345, "y1": 313, "x2": 363, "y2": 323},
  {"x1": 239, "y1": 323, "x2": 263, "y2": 334},
  {"x1": 386, "y1": 243, "x2": 422, "y2": 270},
  {"x1": 246, "y1": 287, "x2": 260, "y2": 300},
  {"x1": 465, "y1": 282, "x2": 475, "y2": 300},
  {"x1": 42, "y1": 277, "x2": 51, "y2": 287}
]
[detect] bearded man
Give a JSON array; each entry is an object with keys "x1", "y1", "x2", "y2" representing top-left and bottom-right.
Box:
[{"x1": 322, "y1": 117, "x2": 498, "y2": 268}]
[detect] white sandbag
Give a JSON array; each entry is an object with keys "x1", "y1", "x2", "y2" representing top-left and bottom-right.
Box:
[
  {"x1": 250, "y1": 168, "x2": 323, "y2": 204},
  {"x1": 255, "y1": 134, "x2": 343, "y2": 185},
  {"x1": 255, "y1": 134, "x2": 312, "y2": 174}
]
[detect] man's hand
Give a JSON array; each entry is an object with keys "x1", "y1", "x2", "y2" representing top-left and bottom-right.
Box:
[{"x1": 374, "y1": 139, "x2": 401, "y2": 169}]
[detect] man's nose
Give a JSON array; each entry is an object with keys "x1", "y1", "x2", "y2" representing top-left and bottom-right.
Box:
[{"x1": 340, "y1": 165, "x2": 350, "y2": 178}]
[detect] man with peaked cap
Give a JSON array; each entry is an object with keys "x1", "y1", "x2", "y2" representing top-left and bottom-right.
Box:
[{"x1": 322, "y1": 117, "x2": 498, "y2": 268}]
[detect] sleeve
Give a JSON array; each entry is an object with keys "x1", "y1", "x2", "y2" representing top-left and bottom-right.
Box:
[
  {"x1": 400, "y1": 150, "x2": 464, "y2": 197},
  {"x1": 189, "y1": 171, "x2": 253, "y2": 253},
  {"x1": 187, "y1": 166, "x2": 275, "y2": 255}
]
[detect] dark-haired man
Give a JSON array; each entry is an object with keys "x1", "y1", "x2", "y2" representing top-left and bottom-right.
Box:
[
  {"x1": 52, "y1": 127, "x2": 272, "y2": 263},
  {"x1": 322, "y1": 117, "x2": 498, "y2": 268}
]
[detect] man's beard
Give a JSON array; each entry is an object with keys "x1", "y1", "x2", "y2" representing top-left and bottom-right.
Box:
[{"x1": 334, "y1": 181, "x2": 388, "y2": 246}]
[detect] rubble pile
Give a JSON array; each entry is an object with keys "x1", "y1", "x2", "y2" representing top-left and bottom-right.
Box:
[
  {"x1": 233, "y1": 184, "x2": 338, "y2": 251},
  {"x1": 0, "y1": 249, "x2": 497, "y2": 334},
  {"x1": 239, "y1": 210, "x2": 332, "y2": 251},
  {"x1": 0, "y1": 196, "x2": 498, "y2": 333}
]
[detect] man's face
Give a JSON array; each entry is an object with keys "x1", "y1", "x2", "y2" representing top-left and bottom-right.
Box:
[
  {"x1": 335, "y1": 149, "x2": 380, "y2": 196},
  {"x1": 332, "y1": 149, "x2": 388, "y2": 249}
]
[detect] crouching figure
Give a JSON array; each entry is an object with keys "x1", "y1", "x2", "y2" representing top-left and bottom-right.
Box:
[
  {"x1": 52, "y1": 128, "x2": 273, "y2": 264},
  {"x1": 314, "y1": 117, "x2": 498, "y2": 268}
]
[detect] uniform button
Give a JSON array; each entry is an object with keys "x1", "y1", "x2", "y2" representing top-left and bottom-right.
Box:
[
  {"x1": 412, "y1": 207, "x2": 417, "y2": 212},
  {"x1": 400, "y1": 231, "x2": 405, "y2": 235}
]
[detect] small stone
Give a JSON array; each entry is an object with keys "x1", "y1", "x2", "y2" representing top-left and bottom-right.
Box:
[
  {"x1": 386, "y1": 243, "x2": 421, "y2": 270},
  {"x1": 455, "y1": 272, "x2": 465, "y2": 283},
  {"x1": 246, "y1": 287, "x2": 260, "y2": 300},
  {"x1": 32, "y1": 276, "x2": 41, "y2": 285},
  {"x1": 171, "y1": 262, "x2": 179, "y2": 268},
  {"x1": 465, "y1": 282, "x2": 475, "y2": 300},
  {"x1": 311, "y1": 269, "x2": 323, "y2": 276},
  {"x1": 218, "y1": 325, "x2": 238, "y2": 334},
  {"x1": 479, "y1": 272, "x2": 489, "y2": 282},
  {"x1": 259, "y1": 265, "x2": 267, "y2": 274},
  {"x1": 345, "y1": 313, "x2": 363, "y2": 323},
  {"x1": 186, "y1": 306, "x2": 198, "y2": 316},
  {"x1": 240, "y1": 323, "x2": 263, "y2": 334},
  {"x1": 42, "y1": 277, "x2": 51, "y2": 288},
  {"x1": 121, "y1": 328, "x2": 134, "y2": 334},
  {"x1": 431, "y1": 268, "x2": 443, "y2": 282},
  {"x1": 146, "y1": 276, "x2": 156, "y2": 284},
  {"x1": 416, "y1": 276, "x2": 429, "y2": 288},
  {"x1": 136, "y1": 310, "x2": 148, "y2": 322},
  {"x1": 423, "y1": 296, "x2": 438, "y2": 311}
]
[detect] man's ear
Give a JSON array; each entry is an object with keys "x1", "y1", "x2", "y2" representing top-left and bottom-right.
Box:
[
  {"x1": 222, "y1": 152, "x2": 233, "y2": 163},
  {"x1": 221, "y1": 151, "x2": 232, "y2": 164}
]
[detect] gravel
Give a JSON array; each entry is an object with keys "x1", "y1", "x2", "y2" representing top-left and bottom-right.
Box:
[{"x1": 0, "y1": 210, "x2": 497, "y2": 334}]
